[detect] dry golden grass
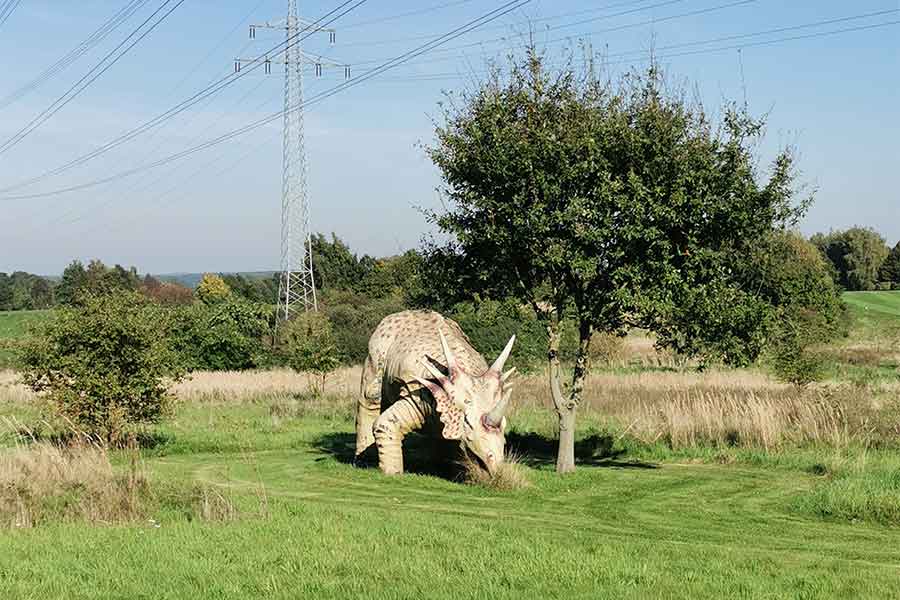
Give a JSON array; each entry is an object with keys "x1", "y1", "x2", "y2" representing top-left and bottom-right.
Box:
[
  {"x1": 0, "y1": 441, "x2": 146, "y2": 527},
  {"x1": 0, "y1": 370, "x2": 30, "y2": 404},
  {"x1": 172, "y1": 367, "x2": 362, "y2": 403},
  {"x1": 4, "y1": 363, "x2": 897, "y2": 453},
  {"x1": 460, "y1": 453, "x2": 530, "y2": 490}
]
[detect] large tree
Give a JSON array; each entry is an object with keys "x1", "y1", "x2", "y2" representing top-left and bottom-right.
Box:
[
  {"x1": 0, "y1": 273, "x2": 12, "y2": 310},
  {"x1": 811, "y1": 227, "x2": 889, "y2": 291},
  {"x1": 56, "y1": 260, "x2": 88, "y2": 306},
  {"x1": 878, "y1": 242, "x2": 900, "y2": 286},
  {"x1": 426, "y1": 50, "x2": 806, "y2": 472}
]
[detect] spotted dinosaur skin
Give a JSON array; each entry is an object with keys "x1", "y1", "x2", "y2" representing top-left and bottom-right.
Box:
[{"x1": 356, "y1": 310, "x2": 510, "y2": 475}]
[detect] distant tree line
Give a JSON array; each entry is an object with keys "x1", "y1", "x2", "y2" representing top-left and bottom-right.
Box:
[{"x1": 810, "y1": 227, "x2": 900, "y2": 291}]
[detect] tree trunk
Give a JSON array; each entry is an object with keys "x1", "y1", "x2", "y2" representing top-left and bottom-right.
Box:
[
  {"x1": 556, "y1": 403, "x2": 577, "y2": 473},
  {"x1": 547, "y1": 315, "x2": 592, "y2": 474}
]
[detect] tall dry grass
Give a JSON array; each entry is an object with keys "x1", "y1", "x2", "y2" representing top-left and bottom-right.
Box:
[
  {"x1": 0, "y1": 441, "x2": 146, "y2": 527},
  {"x1": 5, "y1": 363, "x2": 897, "y2": 452},
  {"x1": 172, "y1": 367, "x2": 362, "y2": 404}
]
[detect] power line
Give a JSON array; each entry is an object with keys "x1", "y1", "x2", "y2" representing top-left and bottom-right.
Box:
[
  {"x1": 0, "y1": 0, "x2": 22, "y2": 30},
  {"x1": 51, "y1": 77, "x2": 274, "y2": 228},
  {"x1": 338, "y1": 0, "x2": 657, "y2": 48},
  {"x1": 44, "y1": 3, "x2": 270, "y2": 227},
  {"x1": 358, "y1": 6, "x2": 899, "y2": 78},
  {"x1": 82, "y1": 120, "x2": 281, "y2": 238},
  {"x1": 0, "y1": 0, "x2": 151, "y2": 109},
  {"x1": 366, "y1": 17, "x2": 900, "y2": 83},
  {"x1": 341, "y1": 0, "x2": 479, "y2": 29},
  {"x1": 0, "y1": 0, "x2": 187, "y2": 157},
  {"x1": 0, "y1": 0, "x2": 368, "y2": 195},
  {"x1": 2, "y1": 0, "x2": 535, "y2": 202},
  {"x1": 47, "y1": 80, "x2": 276, "y2": 225},
  {"x1": 351, "y1": 0, "x2": 729, "y2": 66}
]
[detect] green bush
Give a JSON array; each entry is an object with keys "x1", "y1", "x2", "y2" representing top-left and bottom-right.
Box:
[
  {"x1": 17, "y1": 292, "x2": 184, "y2": 442},
  {"x1": 447, "y1": 298, "x2": 560, "y2": 371},
  {"x1": 770, "y1": 307, "x2": 833, "y2": 386},
  {"x1": 321, "y1": 290, "x2": 407, "y2": 364},
  {"x1": 278, "y1": 312, "x2": 342, "y2": 394},
  {"x1": 168, "y1": 300, "x2": 273, "y2": 371},
  {"x1": 195, "y1": 273, "x2": 231, "y2": 305}
]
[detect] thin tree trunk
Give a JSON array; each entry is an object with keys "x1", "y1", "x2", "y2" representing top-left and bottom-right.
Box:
[
  {"x1": 548, "y1": 315, "x2": 592, "y2": 474},
  {"x1": 547, "y1": 315, "x2": 574, "y2": 473}
]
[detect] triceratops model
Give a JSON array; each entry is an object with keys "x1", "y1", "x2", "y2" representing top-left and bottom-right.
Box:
[{"x1": 356, "y1": 310, "x2": 516, "y2": 475}]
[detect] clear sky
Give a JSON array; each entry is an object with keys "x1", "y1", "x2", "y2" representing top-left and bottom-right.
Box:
[{"x1": 1, "y1": 0, "x2": 897, "y2": 275}]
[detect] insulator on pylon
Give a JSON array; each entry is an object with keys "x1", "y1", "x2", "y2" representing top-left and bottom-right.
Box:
[
  {"x1": 234, "y1": 60, "x2": 240, "y2": 73},
  {"x1": 329, "y1": 31, "x2": 335, "y2": 44},
  {"x1": 344, "y1": 66, "x2": 350, "y2": 79},
  {"x1": 249, "y1": 26, "x2": 255, "y2": 39},
  {"x1": 265, "y1": 57, "x2": 271, "y2": 74},
  {"x1": 315, "y1": 63, "x2": 322, "y2": 77}
]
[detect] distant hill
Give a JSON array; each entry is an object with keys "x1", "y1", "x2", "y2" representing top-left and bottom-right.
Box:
[{"x1": 155, "y1": 271, "x2": 278, "y2": 289}]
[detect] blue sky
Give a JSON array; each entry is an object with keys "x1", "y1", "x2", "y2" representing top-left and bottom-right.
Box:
[{"x1": 1, "y1": 0, "x2": 897, "y2": 275}]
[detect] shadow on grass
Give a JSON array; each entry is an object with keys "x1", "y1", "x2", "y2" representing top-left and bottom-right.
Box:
[
  {"x1": 312, "y1": 430, "x2": 657, "y2": 478},
  {"x1": 506, "y1": 431, "x2": 657, "y2": 469},
  {"x1": 312, "y1": 431, "x2": 469, "y2": 480},
  {"x1": 7, "y1": 426, "x2": 173, "y2": 451}
]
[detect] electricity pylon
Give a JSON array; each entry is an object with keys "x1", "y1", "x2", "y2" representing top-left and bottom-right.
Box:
[{"x1": 236, "y1": 1, "x2": 349, "y2": 321}]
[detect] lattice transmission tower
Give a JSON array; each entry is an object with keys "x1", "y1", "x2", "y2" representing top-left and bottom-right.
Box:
[{"x1": 235, "y1": 1, "x2": 349, "y2": 320}]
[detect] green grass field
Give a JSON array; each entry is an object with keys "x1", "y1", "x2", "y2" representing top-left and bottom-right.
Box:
[
  {"x1": 0, "y1": 310, "x2": 50, "y2": 367},
  {"x1": 843, "y1": 290, "x2": 900, "y2": 332},
  {"x1": 0, "y1": 309, "x2": 50, "y2": 339},
  {"x1": 0, "y1": 403, "x2": 898, "y2": 599},
  {"x1": 0, "y1": 296, "x2": 897, "y2": 598}
]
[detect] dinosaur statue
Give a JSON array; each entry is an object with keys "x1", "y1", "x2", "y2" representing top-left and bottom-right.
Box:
[{"x1": 356, "y1": 310, "x2": 516, "y2": 475}]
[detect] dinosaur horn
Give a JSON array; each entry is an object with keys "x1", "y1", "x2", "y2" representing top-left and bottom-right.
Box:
[
  {"x1": 484, "y1": 385, "x2": 513, "y2": 428},
  {"x1": 413, "y1": 375, "x2": 445, "y2": 399},
  {"x1": 419, "y1": 357, "x2": 447, "y2": 382},
  {"x1": 438, "y1": 329, "x2": 458, "y2": 378},
  {"x1": 488, "y1": 334, "x2": 516, "y2": 376}
]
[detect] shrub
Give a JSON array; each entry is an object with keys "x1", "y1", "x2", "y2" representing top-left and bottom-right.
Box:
[
  {"x1": 588, "y1": 331, "x2": 627, "y2": 367},
  {"x1": 168, "y1": 300, "x2": 273, "y2": 372},
  {"x1": 195, "y1": 273, "x2": 231, "y2": 305},
  {"x1": 17, "y1": 292, "x2": 183, "y2": 442},
  {"x1": 770, "y1": 308, "x2": 829, "y2": 386},
  {"x1": 449, "y1": 298, "x2": 576, "y2": 370},
  {"x1": 321, "y1": 289, "x2": 407, "y2": 364},
  {"x1": 139, "y1": 277, "x2": 194, "y2": 306},
  {"x1": 279, "y1": 312, "x2": 342, "y2": 394}
]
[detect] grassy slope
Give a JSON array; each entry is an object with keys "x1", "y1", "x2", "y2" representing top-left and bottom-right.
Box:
[
  {"x1": 0, "y1": 405, "x2": 898, "y2": 599},
  {"x1": 843, "y1": 290, "x2": 900, "y2": 326}
]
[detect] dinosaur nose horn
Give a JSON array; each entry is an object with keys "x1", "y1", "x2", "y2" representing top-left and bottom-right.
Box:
[
  {"x1": 488, "y1": 334, "x2": 516, "y2": 376},
  {"x1": 484, "y1": 385, "x2": 513, "y2": 428},
  {"x1": 438, "y1": 329, "x2": 458, "y2": 378}
]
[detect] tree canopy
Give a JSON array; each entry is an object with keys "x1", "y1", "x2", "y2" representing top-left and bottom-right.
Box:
[
  {"x1": 811, "y1": 227, "x2": 890, "y2": 291},
  {"x1": 426, "y1": 49, "x2": 809, "y2": 471},
  {"x1": 878, "y1": 242, "x2": 900, "y2": 286}
]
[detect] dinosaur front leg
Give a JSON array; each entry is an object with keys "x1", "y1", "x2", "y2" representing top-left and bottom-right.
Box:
[
  {"x1": 356, "y1": 354, "x2": 383, "y2": 461},
  {"x1": 373, "y1": 398, "x2": 428, "y2": 475}
]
